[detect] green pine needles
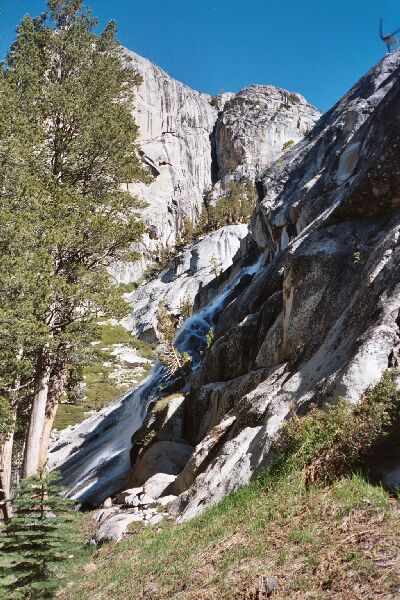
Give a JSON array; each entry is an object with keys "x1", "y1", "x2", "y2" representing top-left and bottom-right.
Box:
[
  {"x1": 0, "y1": 0, "x2": 151, "y2": 495},
  {"x1": 0, "y1": 472, "x2": 78, "y2": 599}
]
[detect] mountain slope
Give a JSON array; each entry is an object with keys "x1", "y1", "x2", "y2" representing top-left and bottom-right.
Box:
[
  {"x1": 127, "y1": 51, "x2": 400, "y2": 522},
  {"x1": 50, "y1": 51, "x2": 400, "y2": 533},
  {"x1": 110, "y1": 50, "x2": 320, "y2": 283}
]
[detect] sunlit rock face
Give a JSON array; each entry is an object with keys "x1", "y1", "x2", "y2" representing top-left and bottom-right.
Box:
[
  {"x1": 51, "y1": 50, "x2": 400, "y2": 524},
  {"x1": 215, "y1": 85, "x2": 320, "y2": 181},
  {"x1": 125, "y1": 50, "x2": 218, "y2": 249},
  {"x1": 118, "y1": 51, "x2": 321, "y2": 268},
  {"x1": 122, "y1": 224, "x2": 249, "y2": 342},
  {"x1": 50, "y1": 51, "x2": 323, "y2": 509},
  {"x1": 164, "y1": 51, "x2": 400, "y2": 521}
]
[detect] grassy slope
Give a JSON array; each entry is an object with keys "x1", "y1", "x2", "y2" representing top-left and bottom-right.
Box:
[
  {"x1": 60, "y1": 472, "x2": 400, "y2": 599},
  {"x1": 54, "y1": 323, "x2": 156, "y2": 430}
]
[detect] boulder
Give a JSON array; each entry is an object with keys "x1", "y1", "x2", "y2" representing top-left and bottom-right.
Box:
[
  {"x1": 92, "y1": 511, "x2": 144, "y2": 544},
  {"x1": 143, "y1": 473, "x2": 177, "y2": 499},
  {"x1": 130, "y1": 441, "x2": 194, "y2": 486},
  {"x1": 157, "y1": 495, "x2": 177, "y2": 507},
  {"x1": 146, "y1": 513, "x2": 165, "y2": 526},
  {"x1": 111, "y1": 346, "x2": 150, "y2": 368},
  {"x1": 101, "y1": 497, "x2": 113, "y2": 508},
  {"x1": 138, "y1": 494, "x2": 158, "y2": 508},
  {"x1": 115, "y1": 487, "x2": 143, "y2": 505}
]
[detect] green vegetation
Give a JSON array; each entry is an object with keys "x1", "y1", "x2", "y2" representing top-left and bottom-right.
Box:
[
  {"x1": 177, "y1": 216, "x2": 196, "y2": 247},
  {"x1": 282, "y1": 139, "x2": 295, "y2": 152},
  {"x1": 209, "y1": 95, "x2": 219, "y2": 109},
  {"x1": 0, "y1": 472, "x2": 81, "y2": 599},
  {"x1": 179, "y1": 296, "x2": 193, "y2": 322},
  {"x1": 53, "y1": 405, "x2": 87, "y2": 431},
  {"x1": 156, "y1": 301, "x2": 191, "y2": 379},
  {"x1": 274, "y1": 371, "x2": 400, "y2": 486},
  {"x1": 206, "y1": 327, "x2": 215, "y2": 349},
  {"x1": 201, "y1": 180, "x2": 257, "y2": 233},
  {"x1": 117, "y1": 281, "x2": 140, "y2": 294},
  {"x1": 66, "y1": 473, "x2": 400, "y2": 599},
  {"x1": 54, "y1": 322, "x2": 156, "y2": 430},
  {"x1": 138, "y1": 246, "x2": 176, "y2": 281},
  {"x1": 153, "y1": 393, "x2": 183, "y2": 414},
  {"x1": 138, "y1": 181, "x2": 258, "y2": 281},
  {"x1": 60, "y1": 373, "x2": 400, "y2": 599},
  {"x1": 0, "y1": 0, "x2": 150, "y2": 492},
  {"x1": 96, "y1": 323, "x2": 134, "y2": 347},
  {"x1": 126, "y1": 181, "x2": 258, "y2": 292}
]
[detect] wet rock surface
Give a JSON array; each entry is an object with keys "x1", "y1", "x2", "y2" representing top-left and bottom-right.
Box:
[{"x1": 122, "y1": 224, "x2": 249, "y2": 341}]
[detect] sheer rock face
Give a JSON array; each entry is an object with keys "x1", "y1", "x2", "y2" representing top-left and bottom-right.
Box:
[
  {"x1": 162, "y1": 52, "x2": 400, "y2": 521},
  {"x1": 215, "y1": 85, "x2": 320, "y2": 182},
  {"x1": 119, "y1": 51, "x2": 320, "y2": 263},
  {"x1": 125, "y1": 50, "x2": 218, "y2": 250}
]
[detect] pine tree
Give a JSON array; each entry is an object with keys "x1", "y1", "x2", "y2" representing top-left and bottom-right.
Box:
[
  {"x1": 0, "y1": 471, "x2": 79, "y2": 599},
  {"x1": 199, "y1": 180, "x2": 257, "y2": 234},
  {"x1": 195, "y1": 204, "x2": 209, "y2": 236},
  {"x1": 0, "y1": 0, "x2": 150, "y2": 481}
]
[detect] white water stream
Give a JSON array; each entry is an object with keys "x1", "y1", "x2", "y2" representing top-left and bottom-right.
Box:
[{"x1": 48, "y1": 258, "x2": 261, "y2": 506}]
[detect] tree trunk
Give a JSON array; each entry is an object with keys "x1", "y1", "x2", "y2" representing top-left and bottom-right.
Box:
[
  {"x1": 38, "y1": 360, "x2": 68, "y2": 469},
  {"x1": 0, "y1": 426, "x2": 15, "y2": 520},
  {"x1": 23, "y1": 351, "x2": 51, "y2": 478},
  {"x1": 1, "y1": 348, "x2": 24, "y2": 519}
]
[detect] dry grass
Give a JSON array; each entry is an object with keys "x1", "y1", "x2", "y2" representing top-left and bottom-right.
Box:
[{"x1": 59, "y1": 473, "x2": 400, "y2": 600}]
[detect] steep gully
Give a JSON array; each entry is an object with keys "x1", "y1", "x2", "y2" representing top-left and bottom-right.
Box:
[
  {"x1": 48, "y1": 257, "x2": 262, "y2": 506},
  {"x1": 50, "y1": 51, "x2": 400, "y2": 517}
]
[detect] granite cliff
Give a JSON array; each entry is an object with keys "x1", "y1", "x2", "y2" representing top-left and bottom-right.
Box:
[
  {"x1": 49, "y1": 50, "x2": 400, "y2": 541},
  {"x1": 110, "y1": 50, "x2": 320, "y2": 283}
]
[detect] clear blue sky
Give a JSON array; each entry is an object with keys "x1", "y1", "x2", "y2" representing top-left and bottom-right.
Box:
[{"x1": 1, "y1": 0, "x2": 399, "y2": 112}]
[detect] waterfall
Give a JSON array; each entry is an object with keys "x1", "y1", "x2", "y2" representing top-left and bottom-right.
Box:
[{"x1": 48, "y1": 257, "x2": 261, "y2": 506}]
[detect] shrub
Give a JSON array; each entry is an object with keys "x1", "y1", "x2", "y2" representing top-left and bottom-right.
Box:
[
  {"x1": 156, "y1": 301, "x2": 192, "y2": 379},
  {"x1": 282, "y1": 139, "x2": 295, "y2": 152},
  {"x1": 179, "y1": 296, "x2": 193, "y2": 321},
  {"x1": 206, "y1": 327, "x2": 215, "y2": 349},
  {"x1": 209, "y1": 95, "x2": 219, "y2": 108},
  {"x1": 274, "y1": 371, "x2": 400, "y2": 486}
]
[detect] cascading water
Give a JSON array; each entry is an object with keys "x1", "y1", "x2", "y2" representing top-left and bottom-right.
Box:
[{"x1": 48, "y1": 256, "x2": 261, "y2": 506}]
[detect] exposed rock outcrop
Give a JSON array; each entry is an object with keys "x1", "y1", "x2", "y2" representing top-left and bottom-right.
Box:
[
  {"x1": 215, "y1": 85, "x2": 319, "y2": 181},
  {"x1": 125, "y1": 50, "x2": 217, "y2": 250},
  {"x1": 143, "y1": 52, "x2": 400, "y2": 521},
  {"x1": 52, "y1": 51, "x2": 400, "y2": 528},
  {"x1": 122, "y1": 224, "x2": 249, "y2": 341},
  {"x1": 109, "y1": 52, "x2": 320, "y2": 284}
]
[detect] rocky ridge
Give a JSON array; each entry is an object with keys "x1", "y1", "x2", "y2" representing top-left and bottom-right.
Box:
[
  {"x1": 110, "y1": 50, "x2": 320, "y2": 283},
  {"x1": 50, "y1": 51, "x2": 400, "y2": 542}
]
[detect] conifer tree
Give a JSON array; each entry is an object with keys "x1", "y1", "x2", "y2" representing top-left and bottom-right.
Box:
[
  {"x1": 0, "y1": 471, "x2": 78, "y2": 599},
  {"x1": 0, "y1": 0, "x2": 149, "y2": 484},
  {"x1": 197, "y1": 180, "x2": 257, "y2": 233}
]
